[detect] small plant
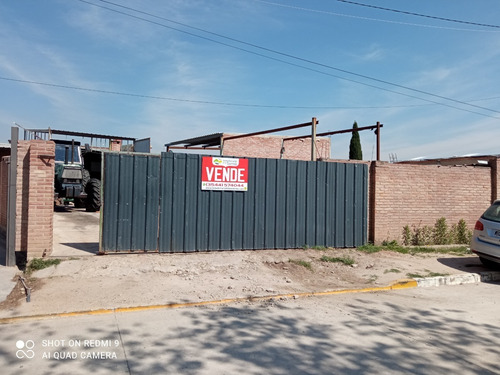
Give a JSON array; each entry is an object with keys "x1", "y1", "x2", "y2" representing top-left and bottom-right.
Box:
[
  {"x1": 406, "y1": 272, "x2": 425, "y2": 278},
  {"x1": 453, "y1": 219, "x2": 472, "y2": 244},
  {"x1": 433, "y1": 217, "x2": 449, "y2": 245},
  {"x1": 412, "y1": 224, "x2": 433, "y2": 246},
  {"x1": 320, "y1": 255, "x2": 356, "y2": 266},
  {"x1": 400, "y1": 218, "x2": 472, "y2": 246},
  {"x1": 310, "y1": 245, "x2": 327, "y2": 250},
  {"x1": 406, "y1": 271, "x2": 450, "y2": 279},
  {"x1": 384, "y1": 268, "x2": 401, "y2": 274},
  {"x1": 26, "y1": 258, "x2": 61, "y2": 274},
  {"x1": 289, "y1": 259, "x2": 312, "y2": 270},
  {"x1": 367, "y1": 275, "x2": 378, "y2": 283},
  {"x1": 357, "y1": 244, "x2": 381, "y2": 253},
  {"x1": 402, "y1": 225, "x2": 412, "y2": 246}
]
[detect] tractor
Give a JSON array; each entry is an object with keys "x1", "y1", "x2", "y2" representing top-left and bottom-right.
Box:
[
  {"x1": 24, "y1": 128, "x2": 149, "y2": 212},
  {"x1": 53, "y1": 139, "x2": 101, "y2": 211}
]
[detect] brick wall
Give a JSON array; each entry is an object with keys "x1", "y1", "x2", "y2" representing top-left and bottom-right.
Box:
[
  {"x1": 0, "y1": 156, "x2": 8, "y2": 229},
  {"x1": 371, "y1": 161, "x2": 492, "y2": 244},
  {"x1": 16, "y1": 140, "x2": 55, "y2": 259},
  {"x1": 492, "y1": 158, "x2": 500, "y2": 202},
  {"x1": 110, "y1": 140, "x2": 122, "y2": 151},
  {"x1": 222, "y1": 134, "x2": 330, "y2": 161}
]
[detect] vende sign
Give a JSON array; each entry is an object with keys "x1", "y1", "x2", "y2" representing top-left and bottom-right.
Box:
[{"x1": 201, "y1": 156, "x2": 248, "y2": 191}]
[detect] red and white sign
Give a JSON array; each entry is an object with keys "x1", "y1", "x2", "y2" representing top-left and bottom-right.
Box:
[{"x1": 201, "y1": 156, "x2": 248, "y2": 191}]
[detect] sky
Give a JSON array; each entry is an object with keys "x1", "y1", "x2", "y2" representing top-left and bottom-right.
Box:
[{"x1": 0, "y1": 0, "x2": 499, "y2": 161}]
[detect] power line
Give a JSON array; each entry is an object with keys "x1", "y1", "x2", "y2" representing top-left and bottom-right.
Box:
[
  {"x1": 253, "y1": 0, "x2": 500, "y2": 32},
  {"x1": 2, "y1": 76, "x2": 499, "y2": 120},
  {"x1": 337, "y1": 0, "x2": 500, "y2": 29},
  {"x1": 0, "y1": 76, "x2": 417, "y2": 110},
  {"x1": 79, "y1": 0, "x2": 500, "y2": 117}
]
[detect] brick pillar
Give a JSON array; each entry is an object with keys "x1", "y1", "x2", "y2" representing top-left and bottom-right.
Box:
[
  {"x1": 491, "y1": 157, "x2": 499, "y2": 203},
  {"x1": 368, "y1": 161, "x2": 377, "y2": 244},
  {"x1": 16, "y1": 140, "x2": 55, "y2": 259},
  {"x1": 0, "y1": 156, "x2": 8, "y2": 229},
  {"x1": 110, "y1": 139, "x2": 122, "y2": 151}
]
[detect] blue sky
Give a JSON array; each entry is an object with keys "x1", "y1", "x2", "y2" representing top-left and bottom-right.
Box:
[{"x1": 1, "y1": 0, "x2": 499, "y2": 160}]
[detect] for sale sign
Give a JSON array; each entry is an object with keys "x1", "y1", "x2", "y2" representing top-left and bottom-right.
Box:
[{"x1": 201, "y1": 156, "x2": 248, "y2": 191}]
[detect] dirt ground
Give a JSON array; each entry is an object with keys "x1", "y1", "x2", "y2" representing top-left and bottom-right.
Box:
[{"x1": 0, "y1": 247, "x2": 486, "y2": 319}]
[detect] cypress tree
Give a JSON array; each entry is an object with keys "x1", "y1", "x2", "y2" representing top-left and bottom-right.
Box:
[{"x1": 349, "y1": 121, "x2": 363, "y2": 160}]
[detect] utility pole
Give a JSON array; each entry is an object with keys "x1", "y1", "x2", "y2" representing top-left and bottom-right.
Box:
[{"x1": 376, "y1": 121, "x2": 381, "y2": 161}]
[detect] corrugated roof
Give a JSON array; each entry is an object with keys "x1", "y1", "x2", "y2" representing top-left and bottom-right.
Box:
[
  {"x1": 24, "y1": 128, "x2": 136, "y2": 141},
  {"x1": 165, "y1": 133, "x2": 223, "y2": 148}
]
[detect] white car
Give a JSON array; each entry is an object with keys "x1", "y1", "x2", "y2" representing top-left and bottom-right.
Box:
[{"x1": 471, "y1": 200, "x2": 500, "y2": 268}]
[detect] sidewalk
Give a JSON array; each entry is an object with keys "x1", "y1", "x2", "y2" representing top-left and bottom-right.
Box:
[
  {"x1": 1, "y1": 247, "x2": 499, "y2": 322},
  {"x1": 1, "y1": 209, "x2": 499, "y2": 322}
]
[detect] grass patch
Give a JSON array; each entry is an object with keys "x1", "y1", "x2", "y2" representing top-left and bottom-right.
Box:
[
  {"x1": 303, "y1": 245, "x2": 328, "y2": 251},
  {"x1": 357, "y1": 243, "x2": 470, "y2": 256},
  {"x1": 384, "y1": 268, "x2": 401, "y2": 274},
  {"x1": 406, "y1": 271, "x2": 450, "y2": 279},
  {"x1": 289, "y1": 259, "x2": 313, "y2": 270},
  {"x1": 310, "y1": 245, "x2": 327, "y2": 250},
  {"x1": 320, "y1": 255, "x2": 356, "y2": 266},
  {"x1": 356, "y1": 244, "x2": 381, "y2": 254},
  {"x1": 367, "y1": 275, "x2": 378, "y2": 283},
  {"x1": 26, "y1": 258, "x2": 61, "y2": 275}
]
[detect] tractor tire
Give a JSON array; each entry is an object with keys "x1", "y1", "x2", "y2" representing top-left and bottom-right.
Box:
[
  {"x1": 82, "y1": 169, "x2": 90, "y2": 190},
  {"x1": 85, "y1": 178, "x2": 101, "y2": 212}
]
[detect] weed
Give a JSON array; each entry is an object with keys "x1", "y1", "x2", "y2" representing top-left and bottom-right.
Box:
[
  {"x1": 356, "y1": 243, "x2": 470, "y2": 256},
  {"x1": 367, "y1": 275, "x2": 378, "y2": 283},
  {"x1": 310, "y1": 245, "x2": 327, "y2": 250},
  {"x1": 453, "y1": 219, "x2": 473, "y2": 244},
  {"x1": 320, "y1": 255, "x2": 355, "y2": 266},
  {"x1": 406, "y1": 271, "x2": 450, "y2": 279},
  {"x1": 433, "y1": 217, "x2": 449, "y2": 245},
  {"x1": 26, "y1": 258, "x2": 61, "y2": 275},
  {"x1": 412, "y1": 224, "x2": 433, "y2": 246},
  {"x1": 402, "y1": 225, "x2": 412, "y2": 246},
  {"x1": 400, "y1": 218, "x2": 473, "y2": 246},
  {"x1": 406, "y1": 272, "x2": 424, "y2": 278},
  {"x1": 357, "y1": 244, "x2": 380, "y2": 253},
  {"x1": 384, "y1": 268, "x2": 401, "y2": 274},
  {"x1": 289, "y1": 259, "x2": 313, "y2": 270}
]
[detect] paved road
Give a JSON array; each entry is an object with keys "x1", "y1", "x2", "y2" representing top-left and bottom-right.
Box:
[{"x1": 1, "y1": 282, "x2": 498, "y2": 375}]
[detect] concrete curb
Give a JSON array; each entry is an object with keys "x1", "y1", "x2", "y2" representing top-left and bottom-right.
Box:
[
  {"x1": 415, "y1": 271, "x2": 500, "y2": 287},
  {"x1": 1, "y1": 272, "x2": 498, "y2": 325},
  {"x1": 0, "y1": 279, "x2": 417, "y2": 325}
]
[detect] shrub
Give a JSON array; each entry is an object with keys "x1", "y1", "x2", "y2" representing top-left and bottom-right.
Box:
[
  {"x1": 453, "y1": 219, "x2": 472, "y2": 244},
  {"x1": 402, "y1": 225, "x2": 412, "y2": 246},
  {"x1": 400, "y1": 218, "x2": 472, "y2": 246},
  {"x1": 433, "y1": 217, "x2": 449, "y2": 245}
]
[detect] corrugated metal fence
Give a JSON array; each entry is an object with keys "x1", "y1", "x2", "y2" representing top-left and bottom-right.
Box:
[{"x1": 101, "y1": 153, "x2": 368, "y2": 252}]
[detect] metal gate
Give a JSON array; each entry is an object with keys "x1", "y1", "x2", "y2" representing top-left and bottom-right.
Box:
[{"x1": 101, "y1": 152, "x2": 368, "y2": 252}]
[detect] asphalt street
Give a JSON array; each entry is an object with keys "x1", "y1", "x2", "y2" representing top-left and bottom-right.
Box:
[{"x1": 1, "y1": 282, "x2": 498, "y2": 375}]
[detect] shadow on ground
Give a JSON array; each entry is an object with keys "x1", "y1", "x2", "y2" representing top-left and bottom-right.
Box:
[{"x1": 437, "y1": 256, "x2": 496, "y2": 272}]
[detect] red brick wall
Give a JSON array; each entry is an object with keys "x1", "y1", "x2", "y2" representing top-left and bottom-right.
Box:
[
  {"x1": 492, "y1": 158, "x2": 500, "y2": 202},
  {"x1": 16, "y1": 140, "x2": 55, "y2": 259},
  {"x1": 110, "y1": 140, "x2": 122, "y2": 151},
  {"x1": 371, "y1": 161, "x2": 491, "y2": 244},
  {"x1": 0, "y1": 156, "x2": 8, "y2": 229},
  {"x1": 222, "y1": 134, "x2": 330, "y2": 161}
]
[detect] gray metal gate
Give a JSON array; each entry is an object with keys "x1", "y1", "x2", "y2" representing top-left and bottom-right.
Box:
[{"x1": 101, "y1": 152, "x2": 368, "y2": 252}]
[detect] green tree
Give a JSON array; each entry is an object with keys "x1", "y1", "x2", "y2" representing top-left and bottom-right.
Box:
[{"x1": 349, "y1": 121, "x2": 362, "y2": 160}]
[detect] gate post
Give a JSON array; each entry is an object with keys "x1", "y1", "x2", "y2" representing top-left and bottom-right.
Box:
[
  {"x1": 311, "y1": 117, "x2": 317, "y2": 162},
  {"x1": 5, "y1": 127, "x2": 18, "y2": 266}
]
